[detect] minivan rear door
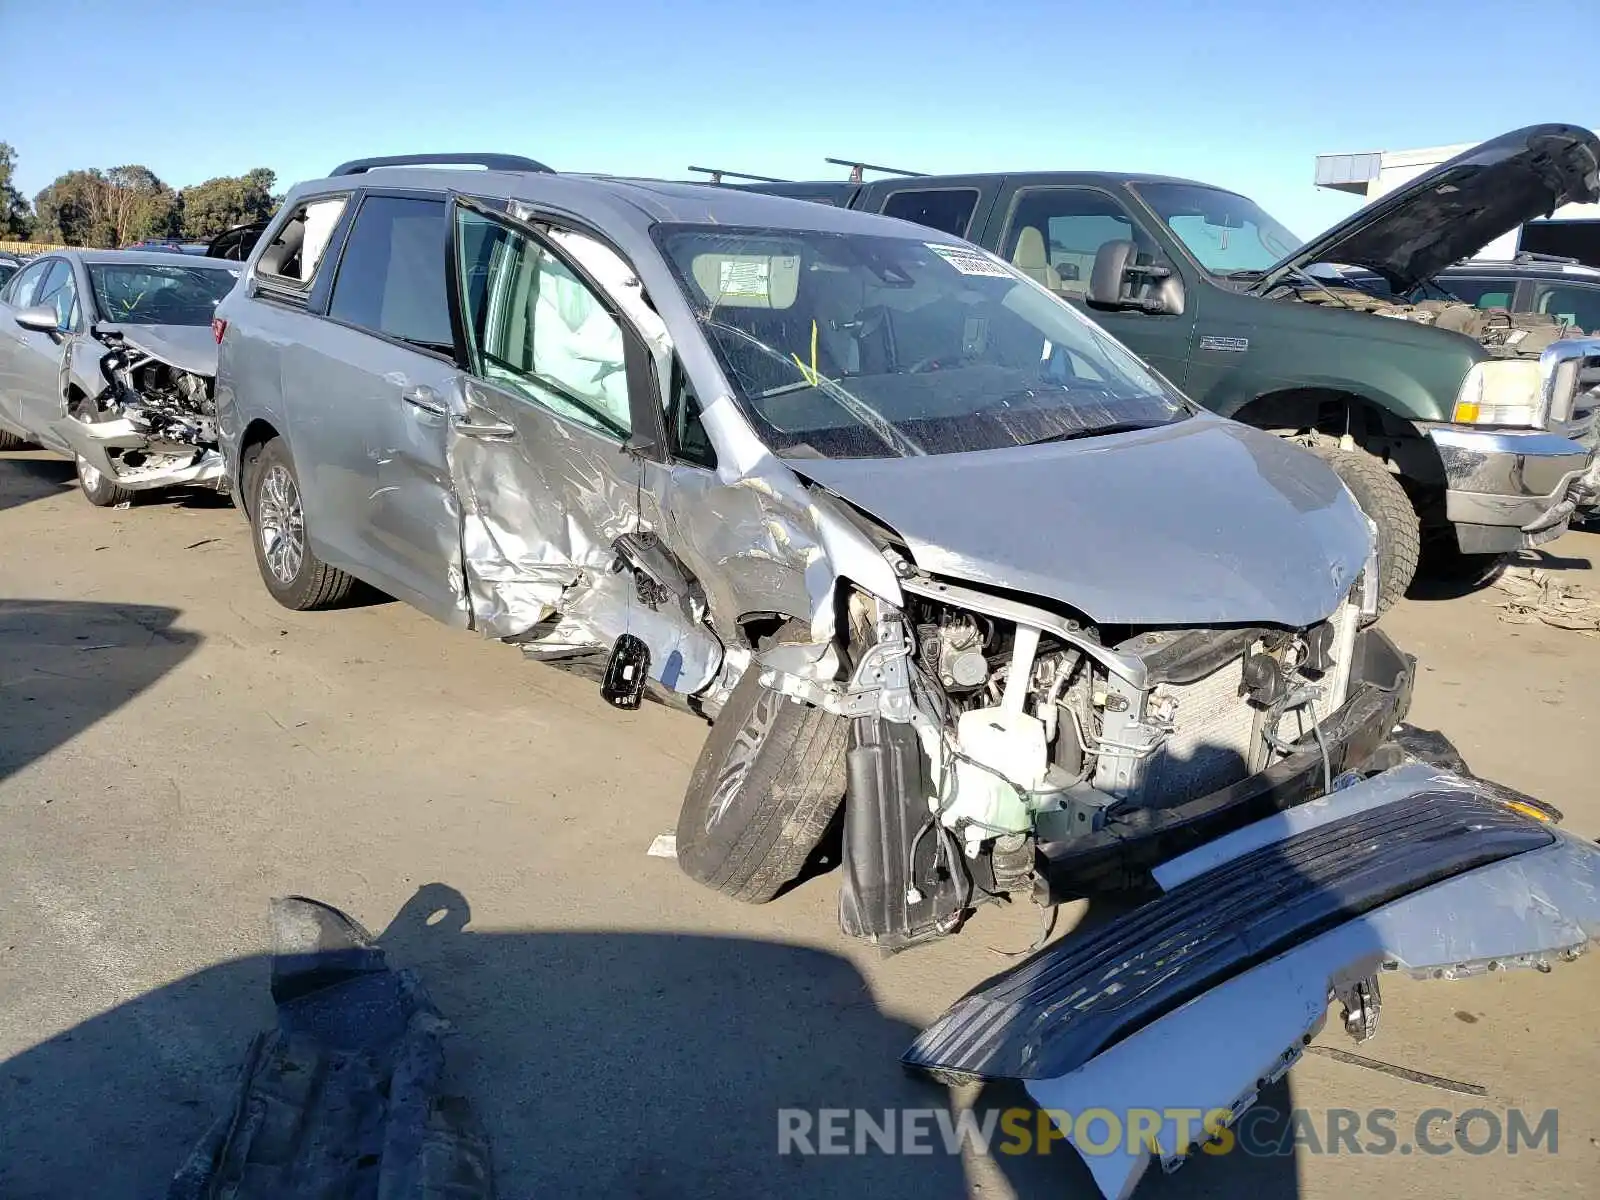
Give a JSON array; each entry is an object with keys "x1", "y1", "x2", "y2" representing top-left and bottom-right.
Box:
[{"x1": 281, "y1": 191, "x2": 468, "y2": 624}]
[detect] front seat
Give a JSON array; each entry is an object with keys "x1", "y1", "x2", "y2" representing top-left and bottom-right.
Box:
[{"x1": 1011, "y1": 227, "x2": 1062, "y2": 292}]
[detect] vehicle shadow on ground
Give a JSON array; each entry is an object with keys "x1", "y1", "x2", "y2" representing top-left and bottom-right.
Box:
[
  {"x1": 0, "y1": 881, "x2": 1304, "y2": 1200},
  {"x1": 1406, "y1": 544, "x2": 1592, "y2": 604},
  {"x1": 0, "y1": 453, "x2": 76, "y2": 512},
  {"x1": 0, "y1": 598, "x2": 201, "y2": 783}
]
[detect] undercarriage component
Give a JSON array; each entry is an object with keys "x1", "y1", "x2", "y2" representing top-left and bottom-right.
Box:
[{"x1": 168, "y1": 896, "x2": 492, "y2": 1200}]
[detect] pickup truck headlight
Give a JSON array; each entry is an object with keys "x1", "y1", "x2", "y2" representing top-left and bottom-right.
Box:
[{"x1": 1450, "y1": 360, "x2": 1546, "y2": 428}]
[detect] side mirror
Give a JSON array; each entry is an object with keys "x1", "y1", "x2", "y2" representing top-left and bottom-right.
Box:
[
  {"x1": 1087, "y1": 241, "x2": 1184, "y2": 316},
  {"x1": 15, "y1": 304, "x2": 61, "y2": 334},
  {"x1": 1088, "y1": 240, "x2": 1138, "y2": 307}
]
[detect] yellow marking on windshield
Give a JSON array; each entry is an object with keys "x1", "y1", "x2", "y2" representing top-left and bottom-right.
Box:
[{"x1": 791, "y1": 320, "x2": 821, "y2": 387}]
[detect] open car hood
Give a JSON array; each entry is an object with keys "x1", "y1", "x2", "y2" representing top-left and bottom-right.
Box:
[
  {"x1": 905, "y1": 762, "x2": 1600, "y2": 1200},
  {"x1": 1261, "y1": 123, "x2": 1600, "y2": 294},
  {"x1": 790, "y1": 415, "x2": 1370, "y2": 628},
  {"x1": 101, "y1": 323, "x2": 219, "y2": 378}
]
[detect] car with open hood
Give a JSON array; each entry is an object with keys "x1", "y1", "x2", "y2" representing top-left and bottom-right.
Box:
[
  {"x1": 0, "y1": 248, "x2": 239, "y2": 502},
  {"x1": 211, "y1": 156, "x2": 1600, "y2": 1193},
  {"x1": 742, "y1": 124, "x2": 1600, "y2": 605}
]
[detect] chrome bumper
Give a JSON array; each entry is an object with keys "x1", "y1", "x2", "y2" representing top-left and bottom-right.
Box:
[{"x1": 1424, "y1": 424, "x2": 1597, "y2": 551}]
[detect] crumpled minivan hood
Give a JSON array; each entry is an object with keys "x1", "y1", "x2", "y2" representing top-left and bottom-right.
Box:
[
  {"x1": 1261, "y1": 123, "x2": 1600, "y2": 294},
  {"x1": 790, "y1": 415, "x2": 1371, "y2": 628},
  {"x1": 102, "y1": 323, "x2": 219, "y2": 377}
]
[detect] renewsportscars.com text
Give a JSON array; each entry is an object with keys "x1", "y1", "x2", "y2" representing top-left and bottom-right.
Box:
[{"x1": 778, "y1": 1106, "x2": 1560, "y2": 1158}]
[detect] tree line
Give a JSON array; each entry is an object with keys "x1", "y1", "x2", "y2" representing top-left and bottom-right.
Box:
[{"x1": 1, "y1": 143, "x2": 279, "y2": 247}]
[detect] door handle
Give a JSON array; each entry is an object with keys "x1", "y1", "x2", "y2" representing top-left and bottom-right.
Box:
[
  {"x1": 453, "y1": 416, "x2": 516, "y2": 440},
  {"x1": 401, "y1": 385, "x2": 447, "y2": 416}
]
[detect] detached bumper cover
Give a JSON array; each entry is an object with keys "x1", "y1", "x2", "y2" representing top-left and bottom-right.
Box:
[{"x1": 906, "y1": 763, "x2": 1600, "y2": 1200}]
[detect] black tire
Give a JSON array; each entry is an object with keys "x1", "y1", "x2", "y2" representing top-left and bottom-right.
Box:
[
  {"x1": 0, "y1": 428, "x2": 28, "y2": 451},
  {"x1": 676, "y1": 668, "x2": 849, "y2": 903},
  {"x1": 71, "y1": 401, "x2": 136, "y2": 508},
  {"x1": 1308, "y1": 443, "x2": 1420, "y2": 616},
  {"x1": 246, "y1": 438, "x2": 355, "y2": 611}
]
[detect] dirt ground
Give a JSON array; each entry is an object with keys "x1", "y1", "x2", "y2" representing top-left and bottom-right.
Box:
[{"x1": 1, "y1": 448, "x2": 1597, "y2": 1200}]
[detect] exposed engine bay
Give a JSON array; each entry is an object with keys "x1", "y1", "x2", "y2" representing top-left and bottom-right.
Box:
[
  {"x1": 760, "y1": 558, "x2": 1383, "y2": 949},
  {"x1": 62, "y1": 331, "x2": 225, "y2": 493},
  {"x1": 1273, "y1": 283, "x2": 1582, "y2": 356}
]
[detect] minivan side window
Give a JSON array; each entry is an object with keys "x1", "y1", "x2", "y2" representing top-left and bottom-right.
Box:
[
  {"x1": 880, "y1": 188, "x2": 980, "y2": 238},
  {"x1": 453, "y1": 208, "x2": 631, "y2": 440},
  {"x1": 328, "y1": 196, "x2": 453, "y2": 353},
  {"x1": 256, "y1": 195, "x2": 349, "y2": 291}
]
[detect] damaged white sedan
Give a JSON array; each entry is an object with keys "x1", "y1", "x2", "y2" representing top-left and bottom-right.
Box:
[{"x1": 0, "y1": 249, "x2": 237, "y2": 504}]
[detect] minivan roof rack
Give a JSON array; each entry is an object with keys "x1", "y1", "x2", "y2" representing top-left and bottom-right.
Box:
[
  {"x1": 329, "y1": 153, "x2": 554, "y2": 177},
  {"x1": 687, "y1": 166, "x2": 789, "y2": 185},
  {"x1": 824, "y1": 157, "x2": 927, "y2": 183}
]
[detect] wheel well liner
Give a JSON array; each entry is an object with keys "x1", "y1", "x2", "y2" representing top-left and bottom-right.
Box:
[{"x1": 236, "y1": 419, "x2": 281, "y2": 517}]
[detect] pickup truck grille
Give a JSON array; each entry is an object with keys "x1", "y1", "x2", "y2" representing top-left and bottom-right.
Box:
[
  {"x1": 1543, "y1": 338, "x2": 1600, "y2": 440},
  {"x1": 903, "y1": 786, "x2": 1553, "y2": 1081}
]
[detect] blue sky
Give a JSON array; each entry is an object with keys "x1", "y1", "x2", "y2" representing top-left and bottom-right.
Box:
[{"x1": 5, "y1": 0, "x2": 1595, "y2": 239}]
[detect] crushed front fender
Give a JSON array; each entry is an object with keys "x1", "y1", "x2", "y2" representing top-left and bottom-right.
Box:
[{"x1": 903, "y1": 763, "x2": 1600, "y2": 1200}]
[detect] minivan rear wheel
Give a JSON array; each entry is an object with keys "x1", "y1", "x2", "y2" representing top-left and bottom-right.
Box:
[{"x1": 247, "y1": 438, "x2": 355, "y2": 610}]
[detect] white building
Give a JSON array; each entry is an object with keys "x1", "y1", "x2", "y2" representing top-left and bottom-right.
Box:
[{"x1": 1314, "y1": 140, "x2": 1600, "y2": 266}]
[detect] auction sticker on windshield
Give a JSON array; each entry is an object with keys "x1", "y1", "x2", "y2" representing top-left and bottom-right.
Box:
[
  {"x1": 719, "y1": 258, "x2": 772, "y2": 299},
  {"x1": 927, "y1": 243, "x2": 1012, "y2": 278}
]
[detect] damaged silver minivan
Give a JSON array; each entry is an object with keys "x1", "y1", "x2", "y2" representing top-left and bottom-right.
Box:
[
  {"x1": 213, "y1": 158, "x2": 1600, "y2": 1189},
  {"x1": 0, "y1": 249, "x2": 237, "y2": 503}
]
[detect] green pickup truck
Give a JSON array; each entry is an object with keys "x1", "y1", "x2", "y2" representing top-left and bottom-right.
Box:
[{"x1": 743, "y1": 125, "x2": 1600, "y2": 608}]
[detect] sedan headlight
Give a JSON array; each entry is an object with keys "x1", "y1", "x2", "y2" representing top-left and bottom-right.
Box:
[{"x1": 1451, "y1": 359, "x2": 1546, "y2": 427}]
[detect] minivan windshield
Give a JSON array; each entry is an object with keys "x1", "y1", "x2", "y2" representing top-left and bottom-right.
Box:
[
  {"x1": 1135, "y1": 183, "x2": 1302, "y2": 276},
  {"x1": 654, "y1": 225, "x2": 1186, "y2": 459},
  {"x1": 87, "y1": 262, "x2": 238, "y2": 325}
]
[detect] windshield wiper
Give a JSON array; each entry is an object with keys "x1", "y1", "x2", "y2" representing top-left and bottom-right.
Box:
[{"x1": 1023, "y1": 417, "x2": 1181, "y2": 446}]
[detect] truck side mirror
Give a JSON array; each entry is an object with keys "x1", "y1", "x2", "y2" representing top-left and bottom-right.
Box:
[
  {"x1": 1087, "y1": 241, "x2": 1184, "y2": 316},
  {"x1": 1088, "y1": 240, "x2": 1137, "y2": 307}
]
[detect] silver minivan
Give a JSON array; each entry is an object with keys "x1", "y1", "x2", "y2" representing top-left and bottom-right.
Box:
[{"x1": 212, "y1": 155, "x2": 1600, "y2": 1194}]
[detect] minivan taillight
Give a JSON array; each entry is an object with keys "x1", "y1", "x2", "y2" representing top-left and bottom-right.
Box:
[{"x1": 211, "y1": 317, "x2": 227, "y2": 344}]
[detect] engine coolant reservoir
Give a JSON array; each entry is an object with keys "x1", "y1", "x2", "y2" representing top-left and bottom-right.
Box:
[{"x1": 937, "y1": 706, "x2": 1047, "y2": 839}]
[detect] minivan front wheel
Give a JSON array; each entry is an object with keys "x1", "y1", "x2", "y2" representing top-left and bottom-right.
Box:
[{"x1": 247, "y1": 439, "x2": 355, "y2": 610}]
